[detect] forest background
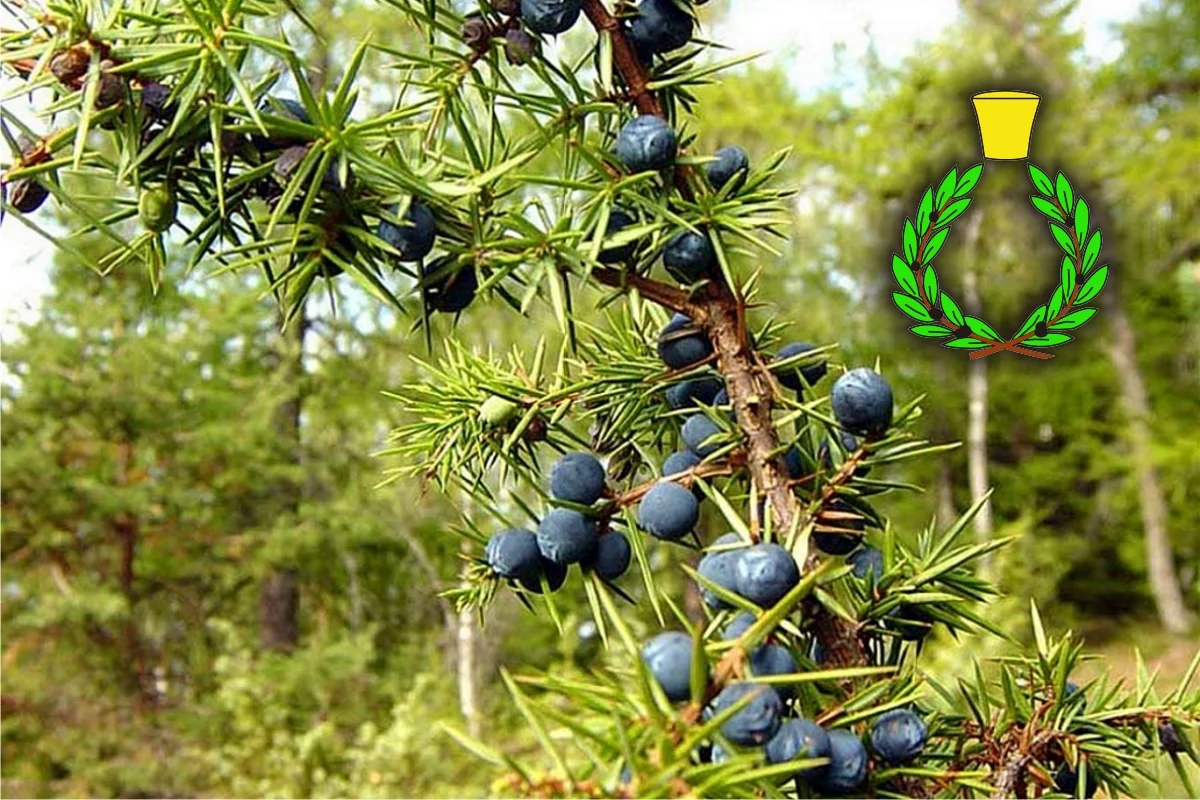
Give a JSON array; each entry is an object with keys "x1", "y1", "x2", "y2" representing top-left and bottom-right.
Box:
[{"x1": 1, "y1": 0, "x2": 1197, "y2": 796}]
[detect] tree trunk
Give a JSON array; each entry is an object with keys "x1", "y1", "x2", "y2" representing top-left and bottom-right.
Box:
[
  {"x1": 259, "y1": 569, "x2": 300, "y2": 651},
  {"x1": 932, "y1": 360, "x2": 958, "y2": 528},
  {"x1": 259, "y1": 307, "x2": 307, "y2": 652},
  {"x1": 343, "y1": 552, "x2": 362, "y2": 632},
  {"x1": 964, "y1": 352, "x2": 993, "y2": 539},
  {"x1": 256, "y1": 0, "x2": 340, "y2": 654},
  {"x1": 937, "y1": 462, "x2": 957, "y2": 532},
  {"x1": 107, "y1": 283, "x2": 153, "y2": 702},
  {"x1": 457, "y1": 543, "x2": 481, "y2": 738},
  {"x1": 960, "y1": 214, "x2": 994, "y2": 571},
  {"x1": 1108, "y1": 296, "x2": 1192, "y2": 634},
  {"x1": 115, "y1": 511, "x2": 153, "y2": 704}
]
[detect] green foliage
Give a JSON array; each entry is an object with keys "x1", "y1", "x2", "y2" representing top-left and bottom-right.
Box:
[
  {"x1": 0, "y1": 245, "x2": 478, "y2": 796},
  {"x1": 203, "y1": 622, "x2": 505, "y2": 798}
]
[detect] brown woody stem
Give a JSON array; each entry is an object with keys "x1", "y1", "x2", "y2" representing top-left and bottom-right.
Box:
[
  {"x1": 698, "y1": 300, "x2": 797, "y2": 538},
  {"x1": 610, "y1": 460, "x2": 736, "y2": 506},
  {"x1": 989, "y1": 728, "x2": 1056, "y2": 799},
  {"x1": 580, "y1": 0, "x2": 662, "y2": 117},
  {"x1": 592, "y1": 265, "x2": 699, "y2": 314}
]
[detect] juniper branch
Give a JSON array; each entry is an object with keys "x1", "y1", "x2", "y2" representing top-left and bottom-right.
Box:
[{"x1": 578, "y1": 0, "x2": 870, "y2": 669}]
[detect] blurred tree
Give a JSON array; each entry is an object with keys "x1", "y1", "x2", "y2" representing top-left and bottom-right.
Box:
[
  {"x1": 1085, "y1": 0, "x2": 1199, "y2": 634},
  {"x1": 0, "y1": 244, "x2": 492, "y2": 794},
  {"x1": 2, "y1": 261, "x2": 289, "y2": 704}
]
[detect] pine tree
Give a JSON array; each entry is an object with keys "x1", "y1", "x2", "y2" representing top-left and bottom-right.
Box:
[
  {"x1": 2, "y1": 1, "x2": 1197, "y2": 797},
  {"x1": 1, "y1": 262, "x2": 289, "y2": 703}
]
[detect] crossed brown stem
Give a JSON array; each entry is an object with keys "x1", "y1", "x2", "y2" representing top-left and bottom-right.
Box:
[{"x1": 968, "y1": 340, "x2": 1054, "y2": 360}]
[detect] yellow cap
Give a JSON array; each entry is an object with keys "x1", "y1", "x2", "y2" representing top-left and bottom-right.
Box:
[{"x1": 972, "y1": 91, "x2": 1040, "y2": 160}]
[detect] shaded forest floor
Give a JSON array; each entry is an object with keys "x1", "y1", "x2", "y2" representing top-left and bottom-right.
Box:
[{"x1": 1078, "y1": 619, "x2": 1198, "y2": 688}]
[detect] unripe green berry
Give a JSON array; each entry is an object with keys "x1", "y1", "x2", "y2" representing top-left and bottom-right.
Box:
[
  {"x1": 139, "y1": 185, "x2": 177, "y2": 233},
  {"x1": 480, "y1": 395, "x2": 520, "y2": 426}
]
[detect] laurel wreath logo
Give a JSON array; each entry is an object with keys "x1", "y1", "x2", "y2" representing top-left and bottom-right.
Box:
[{"x1": 890, "y1": 164, "x2": 1110, "y2": 360}]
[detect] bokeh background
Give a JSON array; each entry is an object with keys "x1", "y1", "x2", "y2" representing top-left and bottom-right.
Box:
[{"x1": 2, "y1": 0, "x2": 1197, "y2": 796}]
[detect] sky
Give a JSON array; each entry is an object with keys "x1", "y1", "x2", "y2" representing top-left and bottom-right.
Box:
[
  {"x1": 0, "y1": 0, "x2": 1144, "y2": 337},
  {"x1": 718, "y1": 0, "x2": 1136, "y2": 82}
]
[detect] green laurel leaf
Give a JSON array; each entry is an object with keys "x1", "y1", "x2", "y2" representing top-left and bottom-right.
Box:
[
  {"x1": 941, "y1": 294, "x2": 965, "y2": 328},
  {"x1": 893, "y1": 292, "x2": 933, "y2": 322},
  {"x1": 892, "y1": 164, "x2": 1106, "y2": 359},
  {"x1": 903, "y1": 219, "x2": 918, "y2": 263},
  {"x1": 1082, "y1": 230, "x2": 1102, "y2": 272},
  {"x1": 917, "y1": 188, "x2": 934, "y2": 235},
  {"x1": 1016, "y1": 305, "x2": 1048, "y2": 337},
  {"x1": 965, "y1": 316, "x2": 1001, "y2": 341},
  {"x1": 944, "y1": 337, "x2": 988, "y2": 349},
  {"x1": 1074, "y1": 266, "x2": 1109, "y2": 304},
  {"x1": 923, "y1": 266, "x2": 939, "y2": 305},
  {"x1": 935, "y1": 167, "x2": 957, "y2": 209},
  {"x1": 922, "y1": 228, "x2": 950, "y2": 265},
  {"x1": 1023, "y1": 333, "x2": 1073, "y2": 347},
  {"x1": 1048, "y1": 308, "x2": 1096, "y2": 330},
  {"x1": 1048, "y1": 285, "x2": 1066, "y2": 319},
  {"x1": 934, "y1": 198, "x2": 971, "y2": 229},
  {"x1": 1055, "y1": 172, "x2": 1074, "y2": 214},
  {"x1": 1050, "y1": 224, "x2": 1075, "y2": 257},
  {"x1": 1030, "y1": 196, "x2": 1065, "y2": 223},
  {"x1": 892, "y1": 254, "x2": 918, "y2": 296},
  {"x1": 1029, "y1": 165, "x2": 1054, "y2": 196},
  {"x1": 954, "y1": 164, "x2": 983, "y2": 197},
  {"x1": 1060, "y1": 256, "x2": 1076, "y2": 298},
  {"x1": 1074, "y1": 197, "x2": 1090, "y2": 242}
]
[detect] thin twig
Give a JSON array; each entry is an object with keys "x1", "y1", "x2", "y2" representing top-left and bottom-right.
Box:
[{"x1": 580, "y1": 0, "x2": 661, "y2": 117}]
